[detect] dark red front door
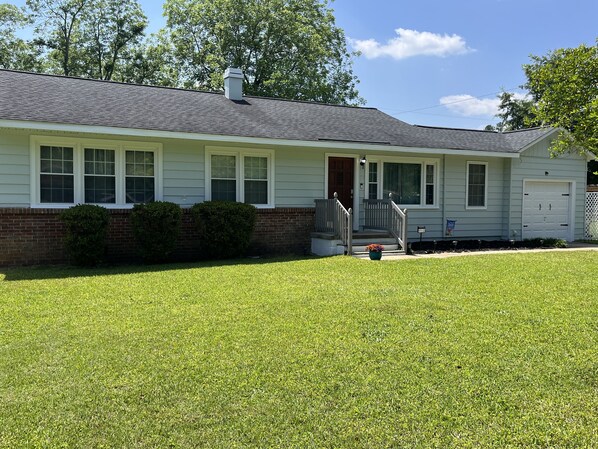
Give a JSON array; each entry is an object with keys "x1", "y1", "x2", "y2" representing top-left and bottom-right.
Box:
[{"x1": 328, "y1": 157, "x2": 354, "y2": 209}]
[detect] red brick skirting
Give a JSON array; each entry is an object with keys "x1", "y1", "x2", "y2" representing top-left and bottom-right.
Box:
[{"x1": 0, "y1": 207, "x2": 315, "y2": 266}]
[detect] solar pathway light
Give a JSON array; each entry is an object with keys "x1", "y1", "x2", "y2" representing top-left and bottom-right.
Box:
[{"x1": 417, "y1": 226, "x2": 426, "y2": 244}]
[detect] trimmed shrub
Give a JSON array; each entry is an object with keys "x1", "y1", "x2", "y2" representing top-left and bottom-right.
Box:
[
  {"x1": 191, "y1": 201, "x2": 257, "y2": 259},
  {"x1": 60, "y1": 204, "x2": 110, "y2": 266},
  {"x1": 131, "y1": 201, "x2": 182, "y2": 263}
]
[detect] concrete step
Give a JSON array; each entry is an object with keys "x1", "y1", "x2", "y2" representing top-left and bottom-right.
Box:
[
  {"x1": 352, "y1": 250, "x2": 407, "y2": 259},
  {"x1": 350, "y1": 243, "x2": 400, "y2": 252}
]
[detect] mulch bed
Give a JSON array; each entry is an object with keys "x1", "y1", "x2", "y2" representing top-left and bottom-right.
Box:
[{"x1": 408, "y1": 238, "x2": 566, "y2": 255}]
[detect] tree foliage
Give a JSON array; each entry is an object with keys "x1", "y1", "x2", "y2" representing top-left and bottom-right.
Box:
[
  {"x1": 489, "y1": 91, "x2": 540, "y2": 132},
  {"x1": 26, "y1": 0, "x2": 148, "y2": 80},
  {"x1": 163, "y1": 0, "x2": 362, "y2": 104},
  {"x1": 0, "y1": 4, "x2": 39, "y2": 70},
  {"x1": 114, "y1": 32, "x2": 180, "y2": 86},
  {"x1": 27, "y1": 0, "x2": 90, "y2": 75},
  {"x1": 80, "y1": 0, "x2": 147, "y2": 80},
  {"x1": 524, "y1": 41, "x2": 598, "y2": 155},
  {"x1": 7, "y1": 0, "x2": 361, "y2": 104}
]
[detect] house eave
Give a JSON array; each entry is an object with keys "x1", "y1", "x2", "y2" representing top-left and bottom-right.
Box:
[{"x1": 0, "y1": 119, "x2": 521, "y2": 158}]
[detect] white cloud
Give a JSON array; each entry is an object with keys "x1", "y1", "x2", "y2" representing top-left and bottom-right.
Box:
[
  {"x1": 439, "y1": 93, "x2": 528, "y2": 117},
  {"x1": 351, "y1": 28, "x2": 473, "y2": 60}
]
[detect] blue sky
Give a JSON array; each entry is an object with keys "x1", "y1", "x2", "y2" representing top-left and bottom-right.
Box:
[{"x1": 8, "y1": 0, "x2": 597, "y2": 129}]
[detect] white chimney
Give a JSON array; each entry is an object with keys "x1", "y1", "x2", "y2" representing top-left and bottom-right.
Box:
[{"x1": 224, "y1": 67, "x2": 244, "y2": 101}]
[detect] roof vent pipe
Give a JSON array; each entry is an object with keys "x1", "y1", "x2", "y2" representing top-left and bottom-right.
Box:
[{"x1": 224, "y1": 67, "x2": 244, "y2": 101}]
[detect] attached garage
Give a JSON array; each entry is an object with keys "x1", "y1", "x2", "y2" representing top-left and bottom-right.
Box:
[{"x1": 522, "y1": 180, "x2": 573, "y2": 240}]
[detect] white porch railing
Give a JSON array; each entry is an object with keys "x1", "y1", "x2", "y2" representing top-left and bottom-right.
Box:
[
  {"x1": 586, "y1": 192, "x2": 598, "y2": 239},
  {"x1": 314, "y1": 192, "x2": 353, "y2": 255}
]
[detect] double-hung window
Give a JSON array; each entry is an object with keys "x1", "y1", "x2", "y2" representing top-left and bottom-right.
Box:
[
  {"x1": 207, "y1": 148, "x2": 274, "y2": 207},
  {"x1": 466, "y1": 162, "x2": 488, "y2": 209},
  {"x1": 211, "y1": 155, "x2": 237, "y2": 201},
  {"x1": 125, "y1": 150, "x2": 155, "y2": 203},
  {"x1": 32, "y1": 137, "x2": 161, "y2": 207},
  {"x1": 40, "y1": 145, "x2": 74, "y2": 203},
  {"x1": 84, "y1": 148, "x2": 116, "y2": 204}
]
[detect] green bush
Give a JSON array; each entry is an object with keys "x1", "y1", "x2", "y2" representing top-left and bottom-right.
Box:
[
  {"x1": 191, "y1": 201, "x2": 257, "y2": 259},
  {"x1": 131, "y1": 201, "x2": 182, "y2": 263},
  {"x1": 60, "y1": 204, "x2": 110, "y2": 266}
]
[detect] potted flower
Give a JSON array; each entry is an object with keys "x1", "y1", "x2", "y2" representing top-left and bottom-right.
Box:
[{"x1": 366, "y1": 243, "x2": 384, "y2": 260}]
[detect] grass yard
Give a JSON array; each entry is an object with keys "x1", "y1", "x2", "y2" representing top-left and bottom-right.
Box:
[{"x1": 1, "y1": 252, "x2": 597, "y2": 448}]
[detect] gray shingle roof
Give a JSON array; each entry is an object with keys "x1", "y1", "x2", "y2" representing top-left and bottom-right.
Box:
[{"x1": 0, "y1": 69, "x2": 553, "y2": 153}]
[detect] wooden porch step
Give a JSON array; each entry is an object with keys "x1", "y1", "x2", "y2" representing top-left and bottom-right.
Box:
[{"x1": 311, "y1": 230, "x2": 392, "y2": 240}]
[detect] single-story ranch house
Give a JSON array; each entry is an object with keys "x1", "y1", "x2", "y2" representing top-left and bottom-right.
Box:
[{"x1": 0, "y1": 68, "x2": 591, "y2": 265}]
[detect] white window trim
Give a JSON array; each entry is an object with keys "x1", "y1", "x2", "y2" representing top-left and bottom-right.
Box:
[
  {"x1": 205, "y1": 146, "x2": 275, "y2": 208},
  {"x1": 366, "y1": 156, "x2": 440, "y2": 209},
  {"x1": 466, "y1": 161, "x2": 488, "y2": 210},
  {"x1": 30, "y1": 135, "x2": 163, "y2": 208}
]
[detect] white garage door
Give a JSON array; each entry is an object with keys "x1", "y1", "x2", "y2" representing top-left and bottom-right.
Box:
[{"x1": 523, "y1": 181, "x2": 571, "y2": 240}]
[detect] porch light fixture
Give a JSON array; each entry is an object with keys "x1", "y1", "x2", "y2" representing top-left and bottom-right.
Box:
[{"x1": 359, "y1": 156, "x2": 367, "y2": 166}]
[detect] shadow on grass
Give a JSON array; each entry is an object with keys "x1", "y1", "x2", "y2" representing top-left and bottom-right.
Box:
[{"x1": 1, "y1": 255, "x2": 322, "y2": 282}]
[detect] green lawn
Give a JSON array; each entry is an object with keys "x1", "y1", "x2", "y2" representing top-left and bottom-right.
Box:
[{"x1": 1, "y1": 252, "x2": 597, "y2": 448}]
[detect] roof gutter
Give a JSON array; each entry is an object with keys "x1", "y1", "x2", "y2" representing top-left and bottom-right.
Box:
[{"x1": 0, "y1": 119, "x2": 521, "y2": 159}]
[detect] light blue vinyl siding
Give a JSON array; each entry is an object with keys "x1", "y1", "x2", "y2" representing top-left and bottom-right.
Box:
[
  {"x1": 0, "y1": 131, "x2": 30, "y2": 207},
  {"x1": 162, "y1": 140, "x2": 204, "y2": 206},
  {"x1": 441, "y1": 155, "x2": 506, "y2": 239},
  {"x1": 508, "y1": 139, "x2": 587, "y2": 240},
  {"x1": 275, "y1": 148, "x2": 324, "y2": 207}
]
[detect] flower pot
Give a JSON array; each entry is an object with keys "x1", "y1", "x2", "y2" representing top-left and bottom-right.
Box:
[{"x1": 369, "y1": 250, "x2": 382, "y2": 260}]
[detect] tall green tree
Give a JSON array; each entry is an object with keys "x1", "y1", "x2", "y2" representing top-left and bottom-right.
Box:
[
  {"x1": 524, "y1": 41, "x2": 598, "y2": 156},
  {"x1": 81, "y1": 0, "x2": 147, "y2": 80},
  {"x1": 26, "y1": 0, "x2": 148, "y2": 80},
  {"x1": 0, "y1": 3, "x2": 39, "y2": 70},
  {"x1": 163, "y1": 0, "x2": 362, "y2": 104},
  {"x1": 26, "y1": 0, "x2": 89, "y2": 75}
]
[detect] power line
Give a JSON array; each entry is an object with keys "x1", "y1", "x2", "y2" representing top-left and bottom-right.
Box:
[
  {"x1": 376, "y1": 86, "x2": 524, "y2": 115},
  {"x1": 381, "y1": 110, "x2": 499, "y2": 121}
]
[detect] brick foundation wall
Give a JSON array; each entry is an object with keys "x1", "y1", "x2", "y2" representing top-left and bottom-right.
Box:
[
  {"x1": 250, "y1": 208, "x2": 315, "y2": 255},
  {"x1": 0, "y1": 207, "x2": 315, "y2": 267}
]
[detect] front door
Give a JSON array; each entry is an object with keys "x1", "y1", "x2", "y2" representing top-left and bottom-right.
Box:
[{"x1": 328, "y1": 157, "x2": 354, "y2": 209}]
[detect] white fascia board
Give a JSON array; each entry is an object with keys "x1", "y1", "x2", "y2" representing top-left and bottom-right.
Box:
[
  {"x1": 515, "y1": 128, "x2": 560, "y2": 154},
  {"x1": 518, "y1": 127, "x2": 596, "y2": 161},
  {"x1": 0, "y1": 119, "x2": 521, "y2": 158}
]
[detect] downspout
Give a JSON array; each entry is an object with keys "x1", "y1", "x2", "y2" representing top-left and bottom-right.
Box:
[{"x1": 442, "y1": 154, "x2": 446, "y2": 240}]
